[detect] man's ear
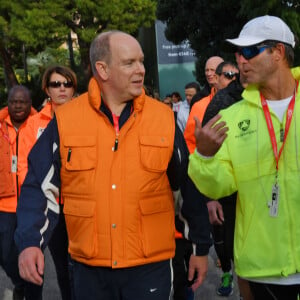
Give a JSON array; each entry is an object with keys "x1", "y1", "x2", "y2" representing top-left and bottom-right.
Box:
[
  {"x1": 95, "y1": 61, "x2": 109, "y2": 80},
  {"x1": 273, "y1": 43, "x2": 285, "y2": 62}
]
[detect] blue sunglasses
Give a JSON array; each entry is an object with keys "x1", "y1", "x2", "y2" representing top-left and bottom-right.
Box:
[{"x1": 237, "y1": 45, "x2": 272, "y2": 60}]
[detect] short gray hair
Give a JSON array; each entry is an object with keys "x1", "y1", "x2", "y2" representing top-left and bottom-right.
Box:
[
  {"x1": 284, "y1": 44, "x2": 294, "y2": 67},
  {"x1": 89, "y1": 30, "x2": 122, "y2": 76}
]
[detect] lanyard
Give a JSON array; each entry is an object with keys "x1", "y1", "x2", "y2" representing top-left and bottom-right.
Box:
[
  {"x1": 112, "y1": 113, "x2": 120, "y2": 151},
  {"x1": 112, "y1": 113, "x2": 120, "y2": 134},
  {"x1": 260, "y1": 81, "x2": 298, "y2": 171}
]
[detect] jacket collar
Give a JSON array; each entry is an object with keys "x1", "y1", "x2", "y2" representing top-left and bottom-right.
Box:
[
  {"x1": 0, "y1": 106, "x2": 36, "y2": 127},
  {"x1": 242, "y1": 66, "x2": 300, "y2": 106},
  {"x1": 0, "y1": 107, "x2": 9, "y2": 120},
  {"x1": 39, "y1": 101, "x2": 53, "y2": 119},
  {"x1": 88, "y1": 77, "x2": 146, "y2": 113}
]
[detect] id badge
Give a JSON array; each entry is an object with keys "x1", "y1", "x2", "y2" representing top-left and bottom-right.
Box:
[
  {"x1": 268, "y1": 184, "x2": 279, "y2": 217},
  {"x1": 11, "y1": 155, "x2": 17, "y2": 173}
]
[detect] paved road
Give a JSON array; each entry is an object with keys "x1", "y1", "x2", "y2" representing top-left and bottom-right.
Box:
[
  {"x1": 195, "y1": 248, "x2": 240, "y2": 300},
  {"x1": 0, "y1": 247, "x2": 240, "y2": 299},
  {"x1": 0, "y1": 248, "x2": 60, "y2": 300}
]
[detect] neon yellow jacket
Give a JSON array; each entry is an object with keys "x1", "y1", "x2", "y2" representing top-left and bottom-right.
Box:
[{"x1": 189, "y1": 67, "x2": 300, "y2": 279}]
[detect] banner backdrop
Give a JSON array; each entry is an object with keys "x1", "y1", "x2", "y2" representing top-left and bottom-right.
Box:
[{"x1": 155, "y1": 21, "x2": 197, "y2": 98}]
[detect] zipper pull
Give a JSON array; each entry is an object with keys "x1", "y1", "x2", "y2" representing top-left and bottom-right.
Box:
[
  {"x1": 67, "y1": 148, "x2": 72, "y2": 161},
  {"x1": 114, "y1": 138, "x2": 118, "y2": 151},
  {"x1": 280, "y1": 126, "x2": 284, "y2": 142}
]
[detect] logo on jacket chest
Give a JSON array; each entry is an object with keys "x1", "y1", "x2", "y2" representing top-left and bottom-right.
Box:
[
  {"x1": 238, "y1": 119, "x2": 250, "y2": 131},
  {"x1": 235, "y1": 119, "x2": 257, "y2": 138}
]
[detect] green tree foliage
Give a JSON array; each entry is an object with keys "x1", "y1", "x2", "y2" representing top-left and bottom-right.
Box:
[
  {"x1": 157, "y1": 0, "x2": 300, "y2": 84},
  {"x1": 0, "y1": 0, "x2": 157, "y2": 108}
]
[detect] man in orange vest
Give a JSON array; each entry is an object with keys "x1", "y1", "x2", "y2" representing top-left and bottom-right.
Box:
[
  {"x1": 0, "y1": 85, "x2": 41, "y2": 299},
  {"x1": 184, "y1": 56, "x2": 224, "y2": 153},
  {"x1": 15, "y1": 31, "x2": 211, "y2": 300}
]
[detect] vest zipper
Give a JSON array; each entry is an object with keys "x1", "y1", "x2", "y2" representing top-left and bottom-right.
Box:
[
  {"x1": 114, "y1": 133, "x2": 119, "y2": 152},
  {"x1": 16, "y1": 133, "x2": 19, "y2": 201}
]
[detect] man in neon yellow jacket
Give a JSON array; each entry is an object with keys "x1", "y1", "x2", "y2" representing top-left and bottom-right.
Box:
[{"x1": 188, "y1": 15, "x2": 300, "y2": 299}]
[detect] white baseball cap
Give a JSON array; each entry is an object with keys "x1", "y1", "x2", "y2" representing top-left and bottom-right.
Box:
[{"x1": 226, "y1": 15, "x2": 295, "y2": 48}]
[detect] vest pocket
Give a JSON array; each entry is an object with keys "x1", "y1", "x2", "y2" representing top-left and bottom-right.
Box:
[
  {"x1": 63, "y1": 199, "x2": 97, "y2": 258},
  {"x1": 139, "y1": 135, "x2": 170, "y2": 172},
  {"x1": 62, "y1": 136, "x2": 96, "y2": 195},
  {"x1": 139, "y1": 194, "x2": 175, "y2": 257}
]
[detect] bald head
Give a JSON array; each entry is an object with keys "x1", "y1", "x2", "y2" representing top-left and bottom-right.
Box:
[
  {"x1": 89, "y1": 30, "x2": 145, "y2": 106},
  {"x1": 205, "y1": 56, "x2": 224, "y2": 87},
  {"x1": 90, "y1": 31, "x2": 135, "y2": 75},
  {"x1": 7, "y1": 85, "x2": 32, "y2": 129}
]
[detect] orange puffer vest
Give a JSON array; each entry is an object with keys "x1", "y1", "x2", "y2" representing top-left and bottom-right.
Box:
[
  {"x1": 56, "y1": 78, "x2": 175, "y2": 268},
  {"x1": 0, "y1": 107, "x2": 36, "y2": 212},
  {"x1": 0, "y1": 120, "x2": 15, "y2": 198}
]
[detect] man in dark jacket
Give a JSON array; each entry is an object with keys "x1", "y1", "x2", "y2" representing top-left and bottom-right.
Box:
[{"x1": 202, "y1": 59, "x2": 253, "y2": 300}]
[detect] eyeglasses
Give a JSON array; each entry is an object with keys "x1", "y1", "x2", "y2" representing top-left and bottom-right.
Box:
[
  {"x1": 237, "y1": 45, "x2": 272, "y2": 60},
  {"x1": 48, "y1": 81, "x2": 74, "y2": 88},
  {"x1": 220, "y1": 71, "x2": 238, "y2": 80}
]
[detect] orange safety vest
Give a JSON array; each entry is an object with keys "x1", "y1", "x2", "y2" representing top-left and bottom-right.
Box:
[
  {"x1": 0, "y1": 107, "x2": 36, "y2": 212},
  {"x1": 21, "y1": 102, "x2": 66, "y2": 204},
  {"x1": 184, "y1": 88, "x2": 216, "y2": 153},
  {"x1": 19, "y1": 102, "x2": 52, "y2": 186},
  {"x1": 56, "y1": 78, "x2": 176, "y2": 268},
  {"x1": 0, "y1": 120, "x2": 15, "y2": 199}
]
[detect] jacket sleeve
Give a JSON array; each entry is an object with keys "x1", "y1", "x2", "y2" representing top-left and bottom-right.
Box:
[
  {"x1": 202, "y1": 91, "x2": 224, "y2": 127},
  {"x1": 169, "y1": 123, "x2": 211, "y2": 255},
  {"x1": 167, "y1": 123, "x2": 188, "y2": 191},
  {"x1": 178, "y1": 176, "x2": 212, "y2": 256},
  {"x1": 188, "y1": 146, "x2": 237, "y2": 200},
  {"x1": 15, "y1": 117, "x2": 61, "y2": 253}
]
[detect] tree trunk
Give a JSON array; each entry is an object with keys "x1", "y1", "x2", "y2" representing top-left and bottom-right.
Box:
[
  {"x1": 22, "y1": 43, "x2": 28, "y2": 83},
  {"x1": 0, "y1": 41, "x2": 18, "y2": 90},
  {"x1": 68, "y1": 31, "x2": 76, "y2": 71},
  {"x1": 76, "y1": 33, "x2": 92, "y2": 93}
]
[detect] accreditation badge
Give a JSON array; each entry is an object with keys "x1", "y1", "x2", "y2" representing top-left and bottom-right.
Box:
[
  {"x1": 11, "y1": 155, "x2": 17, "y2": 173},
  {"x1": 268, "y1": 183, "x2": 279, "y2": 217}
]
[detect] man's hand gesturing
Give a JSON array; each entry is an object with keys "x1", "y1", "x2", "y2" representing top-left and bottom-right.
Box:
[{"x1": 194, "y1": 114, "x2": 228, "y2": 156}]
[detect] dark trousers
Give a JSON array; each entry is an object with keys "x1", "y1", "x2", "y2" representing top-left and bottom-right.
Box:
[
  {"x1": 0, "y1": 211, "x2": 42, "y2": 300},
  {"x1": 69, "y1": 258, "x2": 172, "y2": 300},
  {"x1": 0, "y1": 211, "x2": 24, "y2": 288},
  {"x1": 172, "y1": 238, "x2": 194, "y2": 300},
  {"x1": 249, "y1": 281, "x2": 300, "y2": 300},
  {"x1": 48, "y1": 210, "x2": 71, "y2": 300},
  {"x1": 212, "y1": 195, "x2": 236, "y2": 273}
]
